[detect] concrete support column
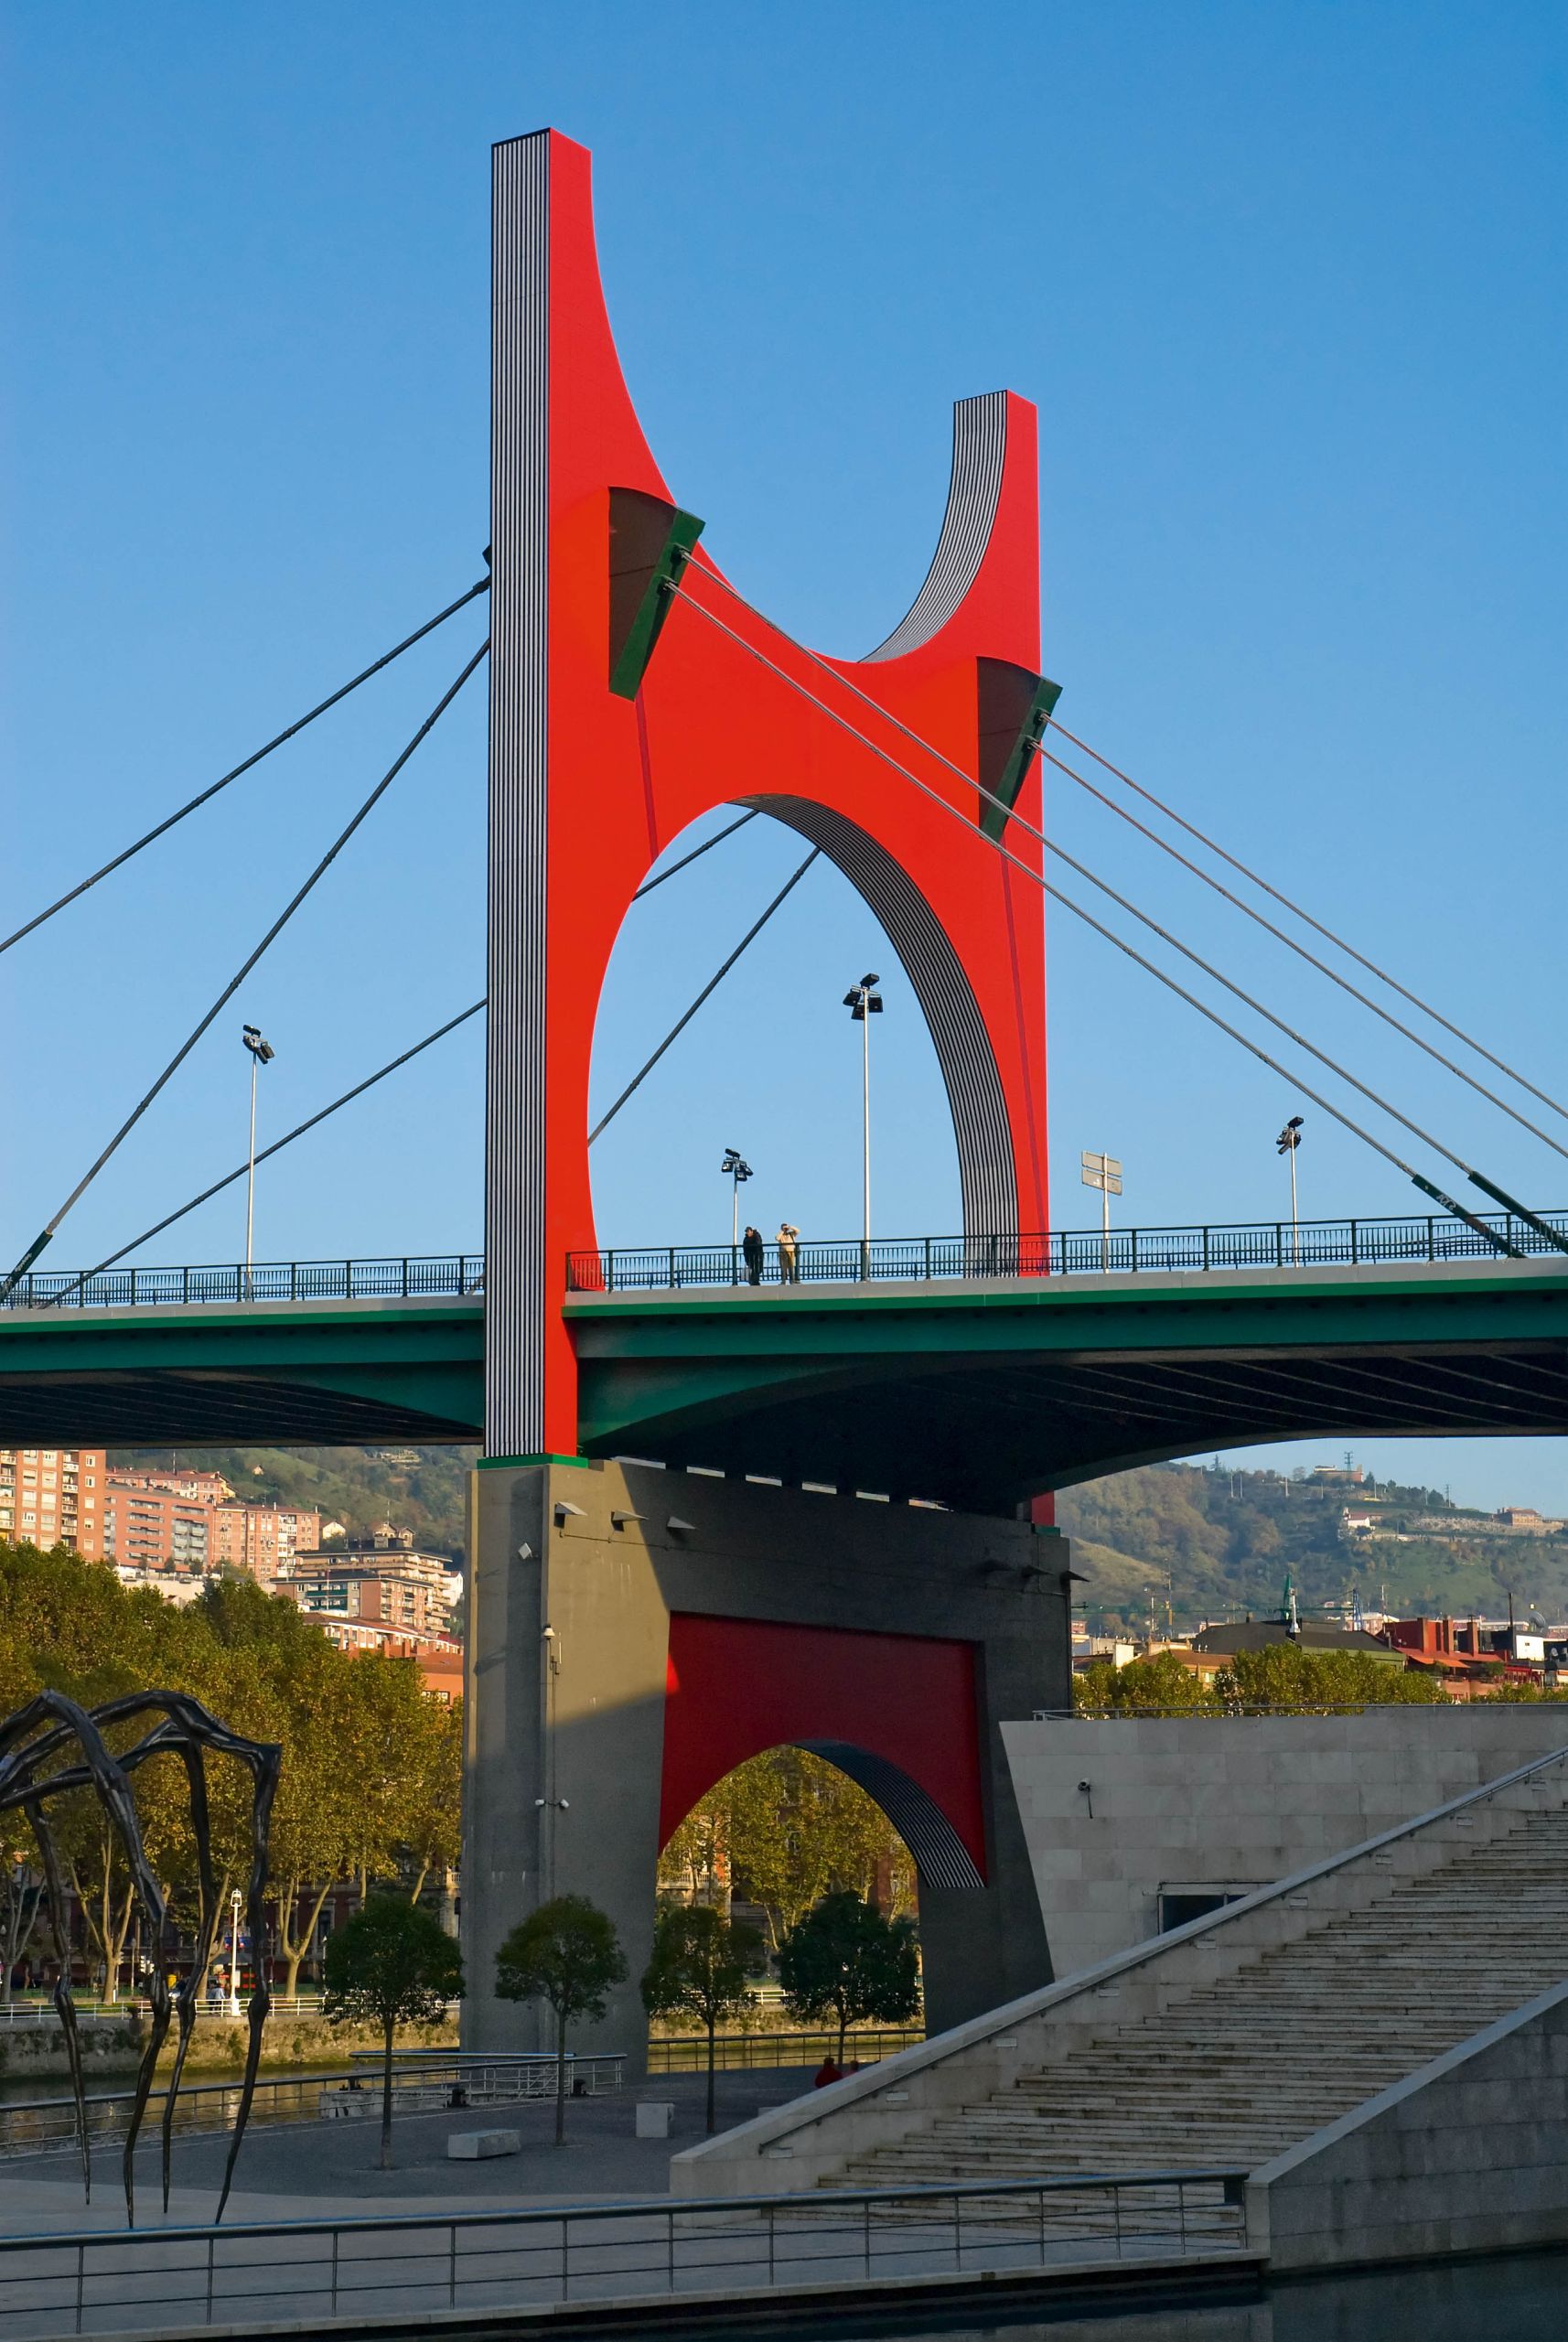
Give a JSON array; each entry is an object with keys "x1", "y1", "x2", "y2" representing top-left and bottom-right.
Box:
[{"x1": 462, "y1": 1460, "x2": 1071, "y2": 2070}]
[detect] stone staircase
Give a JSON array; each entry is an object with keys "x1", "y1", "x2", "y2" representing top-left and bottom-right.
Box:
[{"x1": 837, "y1": 1799, "x2": 1568, "y2": 2186}]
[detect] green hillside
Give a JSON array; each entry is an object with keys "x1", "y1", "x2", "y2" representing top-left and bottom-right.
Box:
[
  {"x1": 1058, "y1": 1463, "x2": 1568, "y2": 1632},
  {"x1": 111, "y1": 1447, "x2": 1568, "y2": 1632},
  {"x1": 111, "y1": 1445, "x2": 478, "y2": 1563}
]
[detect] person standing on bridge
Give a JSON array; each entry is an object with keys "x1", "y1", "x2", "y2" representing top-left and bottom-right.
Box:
[
  {"x1": 743, "y1": 1225, "x2": 765, "y2": 1284},
  {"x1": 778, "y1": 1221, "x2": 800, "y2": 1283}
]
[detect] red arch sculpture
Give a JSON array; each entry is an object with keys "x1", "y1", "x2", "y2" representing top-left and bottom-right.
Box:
[
  {"x1": 486, "y1": 131, "x2": 1051, "y2": 1461},
  {"x1": 660, "y1": 1613, "x2": 987, "y2": 1889}
]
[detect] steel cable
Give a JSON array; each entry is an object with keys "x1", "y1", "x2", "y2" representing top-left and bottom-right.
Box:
[
  {"x1": 0, "y1": 576, "x2": 492, "y2": 960},
  {"x1": 0, "y1": 639, "x2": 489, "y2": 1301},
  {"x1": 691, "y1": 562, "x2": 1568, "y2": 1163},
  {"x1": 1052, "y1": 719, "x2": 1568, "y2": 1129},
  {"x1": 665, "y1": 578, "x2": 1515, "y2": 1245},
  {"x1": 40, "y1": 1001, "x2": 488, "y2": 1305}
]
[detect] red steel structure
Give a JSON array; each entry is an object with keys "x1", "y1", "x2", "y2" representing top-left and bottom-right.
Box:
[{"x1": 485, "y1": 130, "x2": 1053, "y2": 1466}]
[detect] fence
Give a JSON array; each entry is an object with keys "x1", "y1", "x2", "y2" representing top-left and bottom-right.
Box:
[
  {"x1": 648, "y1": 2026, "x2": 923, "y2": 2073},
  {"x1": 569, "y1": 1202, "x2": 1568, "y2": 1292},
  {"x1": 6, "y1": 1196, "x2": 1565, "y2": 1315},
  {"x1": 0, "y1": 1257, "x2": 483, "y2": 1310},
  {"x1": 0, "y1": 2170, "x2": 1249, "y2": 2337},
  {"x1": 0, "y1": 2055, "x2": 623, "y2": 2164},
  {"x1": 0, "y1": 1995, "x2": 355, "y2": 2030}
]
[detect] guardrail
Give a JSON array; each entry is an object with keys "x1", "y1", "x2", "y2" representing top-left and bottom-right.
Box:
[
  {"x1": 648, "y1": 2026, "x2": 923, "y2": 2073},
  {"x1": 569, "y1": 1204, "x2": 1568, "y2": 1292},
  {"x1": 0, "y1": 1995, "x2": 350, "y2": 2029},
  {"x1": 1, "y1": 1256, "x2": 484, "y2": 1310},
  {"x1": 0, "y1": 2170, "x2": 1249, "y2": 2337},
  {"x1": 0, "y1": 2055, "x2": 623, "y2": 2164},
  {"x1": 6, "y1": 1200, "x2": 1565, "y2": 1315}
]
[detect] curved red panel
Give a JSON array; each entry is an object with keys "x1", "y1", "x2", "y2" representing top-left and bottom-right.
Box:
[
  {"x1": 660, "y1": 1611, "x2": 986, "y2": 1878},
  {"x1": 487, "y1": 131, "x2": 1049, "y2": 1459}
]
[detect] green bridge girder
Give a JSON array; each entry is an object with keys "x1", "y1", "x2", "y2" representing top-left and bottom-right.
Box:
[{"x1": 3, "y1": 1258, "x2": 1568, "y2": 1509}]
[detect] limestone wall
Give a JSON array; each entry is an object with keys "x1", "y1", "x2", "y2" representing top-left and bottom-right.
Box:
[{"x1": 1004, "y1": 1707, "x2": 1568, "y2": 1981}]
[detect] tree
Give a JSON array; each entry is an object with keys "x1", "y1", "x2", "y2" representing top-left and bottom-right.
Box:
[
  {"x1": 495, "y1": 1896, "x2": 628, "y2": 2145},
  {"x1": 640, "y1": 1904, "x2": 761, "y2": 2134},
  {"x1": 777, "y1": 1890, "x2": 920, "y2": 2065},
  {"x1": 322, "y1": 1896, "x2": 464, "y2": 2168}
]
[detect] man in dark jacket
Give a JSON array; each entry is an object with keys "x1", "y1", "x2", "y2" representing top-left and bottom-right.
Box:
[{"x1": 742, "y1": 1225, "x2": 765, "y2": 1284}]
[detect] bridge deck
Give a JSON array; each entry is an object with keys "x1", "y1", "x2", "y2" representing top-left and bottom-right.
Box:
[{"x1": 2, "y1": 1257, "x2": 1566, "y2": 1501}]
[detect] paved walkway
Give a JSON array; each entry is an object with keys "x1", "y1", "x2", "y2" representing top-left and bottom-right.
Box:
[{"x1": 0, "y1": 2070, "x2": 812, "y2": 2235}]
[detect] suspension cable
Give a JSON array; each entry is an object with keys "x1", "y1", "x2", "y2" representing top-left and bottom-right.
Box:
[
  {"x1": 0, "y1": 639, "x2": 490, "y2": 1302},
  {"x1": 691, "y1": 563, "x2": 1568, "y2": 1161},
  {"x1": 1052, "y1": 719, "x2": 1568, "y2": 1129},
  {"x1": 41, "y1": 1001, "x2": 487, "y2": 1305},
  {"x1": 0, "y1": 576, "x2": 492, "y2": 961},
  {"x1": 1039, "y1": 742, "x2": 1568, "y2": 1166},
  {"x1": 632, "y1": 810, "x2": 760, "y2": 898},
  {"x1": 665, "y1": 579, "x2": 1516, "y2": 1247},
  {"x1": 589, "y1": 848, "x2": 821, "y2": 1144}
]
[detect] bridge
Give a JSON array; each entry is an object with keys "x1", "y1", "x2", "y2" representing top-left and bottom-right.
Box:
[
  {"x1": 5, "y1": 1214, "x2": 1568, "y2": 1509},
  {"x1": 8, "y1": 125, "x2": 1568, "y2": 2068}
]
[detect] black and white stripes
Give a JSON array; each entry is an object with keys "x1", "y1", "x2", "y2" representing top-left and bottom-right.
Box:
[
  {"x1": 800, "y1": 1742, "x2": 985, "y2": 1890},
  {"x1": 863, "y1": 393, "x2": 1008, "y2": 663},
  {"x1": 485, "y1": 133, "x2": 551, "y2": 1459}
]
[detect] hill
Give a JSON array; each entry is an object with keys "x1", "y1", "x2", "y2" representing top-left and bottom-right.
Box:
[
  {"x1": 111, "y1": 1447, "x2": 1568, "y2": 1631},
  {"x1": 1058, "y1": 1462, "x2": 1568, "y2": 1632},
  {"x1": 111, "y1": 1445, "x2": 478, "y2": 1563}
]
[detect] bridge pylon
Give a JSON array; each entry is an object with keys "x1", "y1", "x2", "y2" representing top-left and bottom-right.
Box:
[{"x1": 462, "y1": 1461, "x2": 1069, "y2": 2068}]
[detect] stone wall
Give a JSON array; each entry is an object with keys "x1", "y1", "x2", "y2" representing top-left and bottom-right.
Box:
[{"x1": 1004, "y1": 1707, "x2": 1568, "y2": 1981}]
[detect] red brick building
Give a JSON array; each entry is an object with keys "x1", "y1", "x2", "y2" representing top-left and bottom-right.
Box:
[{"x1": 0, "y1": 1449, "x2": 107, "y2": 1557}]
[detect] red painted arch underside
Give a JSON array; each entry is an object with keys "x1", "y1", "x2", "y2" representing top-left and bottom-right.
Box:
[{"x1": 659, "y1": 1611, "x2": 986, "y2": 1875}]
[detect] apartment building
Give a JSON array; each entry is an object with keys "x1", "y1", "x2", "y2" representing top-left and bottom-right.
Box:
[
  {"x1": 0, "y1": 1449, "x2": 107, "y2": 1557},
  {"x1": 102, "y1": 1484, "x2": 217, "y2": 1573},
  {"x1": 207, "y1": 1503, "x2": 321, "y2": 1578}
]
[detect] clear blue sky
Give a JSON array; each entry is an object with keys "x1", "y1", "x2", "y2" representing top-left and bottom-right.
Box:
[{"x1": 4, "y1": 5, "x2": 1565, "y2": 1505}]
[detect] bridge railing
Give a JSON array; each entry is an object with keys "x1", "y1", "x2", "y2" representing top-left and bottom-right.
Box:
[
  {"x1": 1, "y1": 1256, "x2": 485, "y2": 1310},
  {"x1": 568, "y1": 1205, "x2": 1568, "y2": 1292}
]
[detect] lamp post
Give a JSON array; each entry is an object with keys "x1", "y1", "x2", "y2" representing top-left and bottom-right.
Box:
[
  {"x1": 719, "y1": 1147, "x2": 753, "y2": 1250},
  {"x1": 227, "y1": 1885, "x2": 243, "y2": 2017},
  {"x1": 842, "y1": 974, "x2": 883, "y2": 1275},
  {"x1": 1276, "y1": 1116, "x2": 1304, "y2": 1264},
  {"x1": 242, "y1": 1025, "x2": 275, "y2": 1293},
  {"x1": 1080, "y1": 1150, "x2": 1122, "y2": 1273}
]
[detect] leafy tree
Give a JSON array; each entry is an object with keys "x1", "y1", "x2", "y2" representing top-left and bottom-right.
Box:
[
  {"x1": 1075, "y1": 1651, "x2": 1219, "y2": 1715},
  {"x1": 322, "y1": 1896, "x2": 464, "y2": 2168},
  {"x1": 641, "y1": 1904, "x2": 761, "y2": 2133},
  {"x1": 777, "y1": 1890, "x2": 920, "y2": 2065},
  {"x1": 496, "y1": 1896, "x2": 628, "y2": 2144}
]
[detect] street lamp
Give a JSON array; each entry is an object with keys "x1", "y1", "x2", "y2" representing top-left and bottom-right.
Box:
[
  {"x1": 843, "y1": 974, "x2": 883, "y2": 1271},
  {"x1": 227, "y1": 1885, "x2": 243, "y2": 2017},
  {"x1": 719, "y1": 1147, "x2": 753, "y2": 1249},
  {"x1": 1080, "y1": 1150, "x2": 1122, "y2": 1273},
  {"x1": 242, "y1": 1025, "x2": 275, "y2": 1292},
  {"x1": 1276, "y1": 1115, "x2": 1305, "y2": 1264}
]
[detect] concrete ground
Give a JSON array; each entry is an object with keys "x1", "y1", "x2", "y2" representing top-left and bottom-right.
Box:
[{"x1": 0, "y1": 2068, "x2": 814, "y2": 2235}]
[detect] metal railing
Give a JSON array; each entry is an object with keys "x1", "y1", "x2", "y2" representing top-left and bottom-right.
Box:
[
  {"x1": 0, "y1": 2170, "x2": 1249, "y2": 2337},
  {"x1": 1, "y1": 1256, "x2": 484, "y2": 1311},
  {"x1": 0, "y1": 1995, "x2": 348, "y2": 2029},
  {"x1": 569, "y1": 1203, "x2": 1568, "y2": 1292},
  {"x1": 648, "y1": 2026, "x2": 923, "y2": 2074},
  {"x1": 6, "y1": 1199, "x2": 1565, "y2": 1315},
  {"x1": 0, "y1": 2055, "x2": 622, "y2": 2164}
]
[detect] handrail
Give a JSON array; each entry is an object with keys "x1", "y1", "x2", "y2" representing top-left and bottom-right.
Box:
[
  {"x1": 5, "y1": 1203, "x2": 1566, "y2": 1313},
  {"x1": 0, "y1": 2167, "x2": 1251, "y2": 2334},
  {"x1": 675, "y1": 1736, "x2": 1568, "y2": 2170},
  {"x1": 1, "y1": 1254, "x2": 485, "y2": 1311},
  {"x1": 569, "y1": 1206, "x2": 1568, "y2": 1293}
]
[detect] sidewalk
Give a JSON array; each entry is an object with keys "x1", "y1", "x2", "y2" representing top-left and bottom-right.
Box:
[{"x1": 0, "y1": 2069, "x2": 812, "y2": 2235}]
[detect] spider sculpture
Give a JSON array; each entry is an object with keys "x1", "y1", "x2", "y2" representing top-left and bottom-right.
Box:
[{"x1": 0, "y1": 1689, "x2": 280, "y2": 2227}]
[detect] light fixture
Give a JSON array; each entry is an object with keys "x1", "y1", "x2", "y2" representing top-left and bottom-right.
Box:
[
  {"x1": 553, "y1": 1499, "x2": 585, "y2": 1527},
  {"x1": 666, "y1": 1516, "x2": 697, "y2": 1535},
  {"x1": 609, "y1": 1509, "x2": 643, "y2": 1530}
]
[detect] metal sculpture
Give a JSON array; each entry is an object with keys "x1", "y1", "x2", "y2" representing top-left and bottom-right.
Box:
[{"x1": 0, "y1": 1689, "x2": 280, "y2": 2226}]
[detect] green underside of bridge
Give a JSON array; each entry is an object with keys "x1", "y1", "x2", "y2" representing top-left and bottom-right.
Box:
[{"x1": 3, "y1": 1264, "x2": 1568, "y2": 1507}]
